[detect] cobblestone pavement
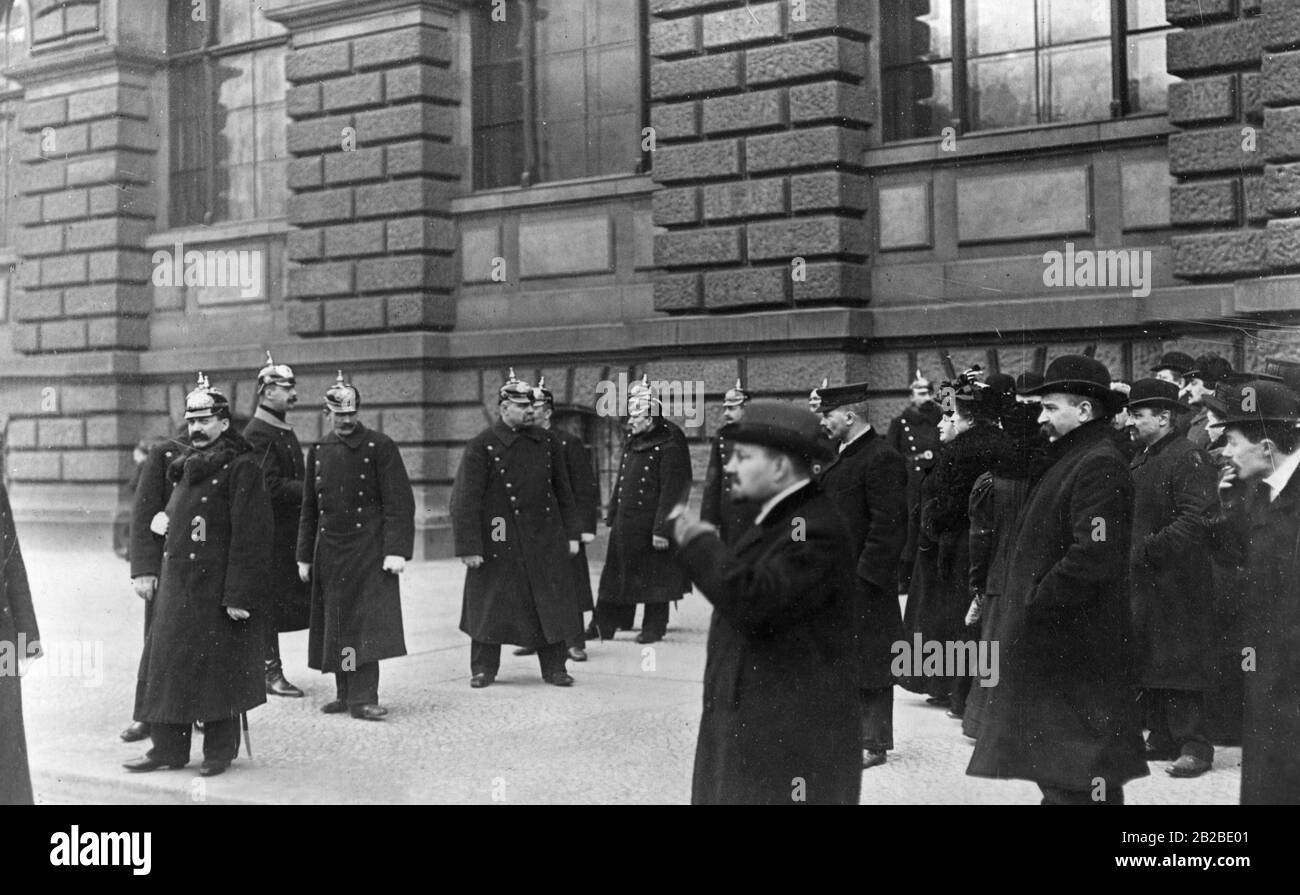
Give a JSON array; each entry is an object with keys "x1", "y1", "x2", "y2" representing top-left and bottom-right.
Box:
[{"x1": 19, "y1": 548, "x2": 1241, "y2": 805}]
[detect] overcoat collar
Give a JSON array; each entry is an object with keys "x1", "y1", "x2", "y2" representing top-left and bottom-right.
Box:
[
  {"x1": 491, "y1": 419, "x2": 543, "y2": 447},
  {"x1": 1130, "y1": 429, "x2": 1180, "y2": 470},
  {"x1": 324, "y1": 421, "x2": 369, "y2": 449},
  {"x1": 1044, "y1": 418, "x2": 1112, "y2": 463},
  {"x1": 730, "y1": 481, "x2": 820, "y2": 555},
  {"x1": 254, "y1": 405, "x2": 294, "y2": 431},
  {"x1": 822, "y1": 426, "x2": 876, "y2": 473},
  {"x1": 629, "y1": 421, "x2": 673, "y2": 451}
]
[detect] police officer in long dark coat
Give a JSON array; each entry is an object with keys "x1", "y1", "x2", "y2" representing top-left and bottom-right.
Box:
[
  {"x1": 1210, "y1": 380, "x2": 1300, "y2": 804},
  {"x1": 701, "y1": 380, "x2": 759, "y2": 545},
  {"x1": 1125, "y1": 378, "x2": 1219, "y2": 778},
  {"x1": 670, "y1": 400, "x2": 860, "y2": 805},
  {"x1": 887, "y1": 372, "x2": 941, "y2": 592},
  {"x1": 0, "y1": 483, "x2": 38, "y2": 804},
  {"x1": 126, "y1": 375, "x2": 272, "y2": 777},
  {"x1": 532, "y1": 377, "x2": 597, "y2": 662},
  {"x1": 967, "y1": 356, "x2": 1148, "y2": 804},
  {"x1": 243, "y1": 352, "x2": 309, "y2": 698},
  {"x1": 297, "y1": 372, "x2": 415, "y2": 720},
  {"x1": 814, "y1": 381, "x2": 907, "y2": 770},
  {"x1": 121, "y1": 427, "x2": 189, "y2": 744},
  {"x1": 592, "y1": 376, "x2": 692, "y2": 644},
  {"x1": 452, "y1": 371, "x2": 582, "y2": 687}
]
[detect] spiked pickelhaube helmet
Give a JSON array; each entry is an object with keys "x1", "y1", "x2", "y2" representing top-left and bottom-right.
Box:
[
  {"x1": 324, "y1": 370, "x2": 360, "y2": 413},
  {"x1": 184, "y1": 372, "x2": 231, "y2": 421}
]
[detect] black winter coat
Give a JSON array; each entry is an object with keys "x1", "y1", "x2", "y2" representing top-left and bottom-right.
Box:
[
  {"x1": 452, "y1": 422, "x2": 582, "y2": 645},
  {"x1": 555, "y1": 428, "x2": 598, "y2": 614},
  {"x1": 244, "y1": 408, "x2": 310, "y2": 632},
  {"x1": 701, "y1": 435, "x2": 760, "y2": 545},
  {"x1": 816, "y1": 428, "x2": 907, "y2": 688},
  {"x1": 1210, "y1": 472, "x2": 1300, "y2": 804},
  {"x1": 136, "y1": 432, "x2": 273, "y2": 723},
  {"x1": 0, "y1": 486, "x2": 36, "y2": 805},
  {"x1": 967, "y1": 421, "x2": 1148, "y2": 791},
  {"x1": 1129, "y1": 432, "x2": 1217, "y2": 690},
  {"x1": 129, "y1": 437, "x2": 188, "y2": 579},
  {"x1": 598, "y1": 420, "x2": 692, "y2": 605},
  {"x1": 297, "y1": 423, "x2": 415, "y2": 672},
  {"x1": 681, "y1": 481, "x2": 861, "y2": 805}
]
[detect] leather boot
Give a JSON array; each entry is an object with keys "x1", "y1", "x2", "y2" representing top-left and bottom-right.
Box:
[{"x1": 265, "y1": 658, "x2": 305, "y2": 698}]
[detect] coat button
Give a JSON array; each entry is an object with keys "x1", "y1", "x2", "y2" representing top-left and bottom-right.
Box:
[
  {"x1": 364, "y1": 458, "x2": 370, "y2": 464},
  {"x1": 189, "y1": 553, "x2": 196, "y2": 559},
  {"x1": 356, "y1": 523, "x2": 362, "y2": 528},
  {"x1": 201, "y1": 497, "x2": 208, "y2": 503},
  {"x1": 505, "y1": 483, "x2": 512, "y2": 489},
  {"x1": 212, "y1": 479, "x2": 218, "y2": 485},
  {"x1": 360, "y1": 474, "x2": 366, "y2": 479}
]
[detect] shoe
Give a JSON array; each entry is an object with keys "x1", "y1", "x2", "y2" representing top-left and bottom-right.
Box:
[
  {"x1": 265, "y1": 669, "x2": 305, "y2": 698},
  {"x1": 1144, "y1": 744, "x2": 1179, "y2": 762},
  {"x1": 1166, "y1": 754, "x2": 1212, "y2": 778},
  {"x1": 470, "y1": 673, "x2": 495, "y2": 689},
  {"x1": 321, "y1": 700, "x2": 348, "y2": 714},
  {"x1": 349, "y1": 704, "x2": 388, "y2": 721},
  {"x1": 862, "y1": 750, "x2": 888, "y2": 769},
  {"x1": 123, "y1": 756, "x2": 186, "y2": 773},
  {"x1": 513, "y1": 647, "x2": 537, "y2": 656},
  {"x1": 925, "y1": 696, "x2": 951, "y2": 707},
  {"x1": 946, "y1": 709, "x2": 964, "y2": 719},
  {"x1": 198, "y1": 759, "x2": 230, "y2": 777},
  {"x1": 120, "y1": 721, "x2": 150, "y2": 743},
  {"x1": 568, "y1": 647, "x2": 588, "y2": 662},
  {"x1": 543, "y1": 672, "x2": 575, "y2": 687},
  {"x1": 635, "y1": 631, "x2": 662, "y2": 644}
]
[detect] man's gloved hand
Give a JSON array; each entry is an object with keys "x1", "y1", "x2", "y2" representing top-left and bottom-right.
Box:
[
  {"x1": 580, "y1": 532, "x2": 595, "y2": 544},
  {"x1": 149, "y1": 512, "x2": 169, "y2": 536},
  {"x1": 652, "y1": 535, "x2": 669, "y2": 551},
  {"x1": 670, "y1": 513, "x2": 718, "y2": 548},
  {"x1": 226, "y1": 607, "x2": 250, "y2": 621},
  {"x1": 462, "y1": 555, "x2": 484, "y2": 569},
  {"x1": 568, "y1": 540, "x2": 579, "y2": 557},
  {"x1": 132, "y1": 575, "x2": 158, "y2": 601},
  {"x1": 965, "y1": 592, "x2": 985, "y2": 627},
  {"x1": 298, "y1": 562, "x2": 312, "y2": 583},
  {"x1": 382, "y1": 555, "x2": 406, "y2": 575}
]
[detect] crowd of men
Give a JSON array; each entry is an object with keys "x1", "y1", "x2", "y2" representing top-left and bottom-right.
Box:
[{"x1": 2, "y1": 345, "x2": 1297, "y2": 805}]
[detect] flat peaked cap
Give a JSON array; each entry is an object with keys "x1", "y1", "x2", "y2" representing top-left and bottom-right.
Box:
[
  {"x1": 815, "y1": 381, "x2": 870, "y2": 412},
  {"x1": 722, "y1": 400, "x2": 834, "y2": 465}
]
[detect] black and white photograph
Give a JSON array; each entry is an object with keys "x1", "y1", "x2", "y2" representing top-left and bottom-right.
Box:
[{"x1": 0, "y1": 0, "x2": 1295, "y2": 843}]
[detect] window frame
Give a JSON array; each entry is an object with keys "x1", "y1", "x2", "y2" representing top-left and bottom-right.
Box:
[
  {"x1": 166, "y1": 0, "x2": 289, "y2": 228},
  {"x1": 880, "y1": 0, "x2": 1176, "y2": 143},
  {"x1": 470, "y1": 0, "x2": 651, "y2": 193}
]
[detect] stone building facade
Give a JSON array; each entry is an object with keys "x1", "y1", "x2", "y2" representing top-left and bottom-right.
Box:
[{"x1": 0, "y1": 0, "x2": 1297, "y2": 555}]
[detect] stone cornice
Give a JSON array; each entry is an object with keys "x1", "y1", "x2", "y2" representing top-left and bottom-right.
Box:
[
  {"x1": 7, "y1": 44, "x2": 167, "y2": 84},
  {"x1": 262, "y1": 0, "x2": 460, "y2": 29}
]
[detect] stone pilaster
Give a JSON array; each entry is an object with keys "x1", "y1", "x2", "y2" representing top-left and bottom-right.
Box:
[
  {"x1": 648, "y1": 0, "x2": 872, "y2": 312},
  {"x1": 1260, "y1": 0, "x2": 1300, "y2": 270}
]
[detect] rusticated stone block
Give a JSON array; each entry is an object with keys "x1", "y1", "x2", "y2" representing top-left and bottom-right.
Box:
[
  {"x1": 1170, "y1": 180, "x2": 1238, "y2": 225},
  {"x1": 1246, "y1": 174, "x2": 1268, "y2": 221},
  {"x1": 287, "y1": 300, "x2": 324, "y2": 335},
  {"x1": 357, "y1": 256, "x2": 453, "y2": 293},
  {"x1": 324, "y1": 146, "x2": 385, "y2": 184},
  {"x1": 386, "y1": 293, "x2": 455, "y2": 329},
  {"x1": 1167, "y1": 19, "x2": 1261, "y2": 77},
  {"x1": 791, "y1": 261, "x2": 870, "y2": 303},
  {"x1": 287, "y1": 228, "x2": 325, "y2": 262},
  {"x1": 1262, "y1": 0, "x2": 1300, "y2": 52},
  {"x1": 1267, "y1": 216, "x2": 1300, "y2": 268},
  {"x1": 1169, "y1": 127, "x2": 1264, "y2": 174},
  {"x1": 746, "y1": 352, "x2": 869, "y2": 393},
  {"x1": 384, "y1": 65, "x2": 460, "y2": 104},
  {"x1": 650, "y1": 53, "x2": 743, "y2": 101},
  {"x1": 353, "y1": 103, "x2": 455, "y2": 143},
  {"x1": 655, "y1": 227, "x2": 744, "y2": 267},
  {"x1": 703, "y1": 177, "x2": 787, "y2": 221},
  {"x1": 322, "y1": 72, "x2": 385, "y2": 113},
  {"x1": 701, "y1": 3, "x2": 783, "y2": 49},
  {"x1": 1263, "y1": 50, "x2": 1300, "y2": 105},
  {"x1": 651, "y1": 139, "x2": 743, "y2": 183},
  {"x1": 790, "y1": 171, "x2": 869, "y2": 212},
  {"x1": 287, "y1": 115, "x2": 354, "y2": 154},
  {"x1": 285, "y1": 43, "x2": 352, "y2": 83},
  {"x1": 324, "y1": 296, "x2": 386, "y2": 332},
  {"x1": 652, "y1": 186, "x2": 701, "y2": 225},
  {"x1": 1168, "y1": 75, "x2": 1236, "y2": 125},
  {"x1": 287, "y1": 157, "x2": 322, "y2": 190},
  {"x1": 286, "y1": 83, "x2": 322, "y2": 118},
  {"x1": 650, "y1": 101, "x2": 700, "y2": 141},
  {"x1": 789, "y1": 0, "x2": 871, "y2": 37},
  {"x1": 287, "y1": 261, "x2": 355, "y2": 298},
  {"x1": 386, "y1": 139, "x2": 464, "y2": 179},
  {"x1": 63, "y1": 450, "x2": 134, "y2": 482},
  {"x1": 790, "y1": 81, "x2": 873, "y2": 125},
  {"x1": 653, "y1": 273, "x2": 703, "y2": 311},
  {"x1": 325, "y1": 221, "x2": 385, "y2": 257},
  {"x1": 1243, "y1": 73, "x2": 1263, "y2": 121},
  {"x1": 352, "y1": 26, "x2": 452, "y2": 70},
  {"x1": 1265, "y1": 162, "x2": 1300, "y2": 213},
  {"x1": 1166, "y1": 0, "x2": 1233, "y2": 24},
  {"x1": 746, "y1": 125, "x2": 866, "y2": 172},
  {"x1": 650, "y1": 16, "x2": 699, "y2": 57},
  {"x1": 702, "y1": 267, "x2": 789, "y2": 309},
  {"x1": 1264, "y1": 106, "x2": 1300, "y2": 161},
  {"x1": 1172, "y1": 230, "x2": 1268, "y2": 277},
  {"x1": 746, "y1": 36, "x2": 866, "y2": 86},
  {"x1": 701, "y1": 89, "x2": 787, "y2": 135},
  {"x1": 747, "y1": 215, "x2": 868, "y2": 260}
]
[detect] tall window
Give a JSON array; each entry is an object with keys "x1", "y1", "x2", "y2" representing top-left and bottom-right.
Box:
[
  {"x1": 168, "y1": 0, "x2": 288, "y2": 226},
  {"x1": 0, "y1": 1, "x2": 28, "y2": 249},
  {"x1": 882, "y1": 0, "x2": 1176, "y2": 142},
  {"x1": 472, "y1": 0, "x2": 647, "y2": 191}
]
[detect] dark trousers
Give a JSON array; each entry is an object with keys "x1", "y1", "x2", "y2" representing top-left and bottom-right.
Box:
[
  {"x1": 1039, "y1": 784, "x2": 1125, "y2": 805},
  {"x1": 860, "y1": 686, "x2": 894, "y2": 752},
  {"x1": 148, "y1": 718, "x2": 240, "y2": 764},
  {"x1": 1142, "y1": 688, "x2": 1214, "y2": 762},
  {"x1": 472, "y1": 640, "x2": 568, "y2": 677},
  {"x1": 263, "y1": 623, "x2": 281, "y2": 669},
  {"x1": 335, "y1": 662, "x2": 380, "y2": 707},
  {"x1": 591, "y1": 601, "x2": 668, "y2": 638}
]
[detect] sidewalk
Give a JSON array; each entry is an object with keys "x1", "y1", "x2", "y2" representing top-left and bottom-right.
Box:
[{"x1": 18, "y1": 548, "x2": 1241, "y2": 804}]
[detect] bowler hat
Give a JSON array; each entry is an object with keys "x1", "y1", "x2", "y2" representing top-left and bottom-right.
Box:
[
  {"x1": 1020, "y1": 355, "x2": 1124, "y2": 413},
  {"x1": 1015, "y1": 371, "x2": 1045, "y2": 392},
  {"x1": 1264, "y1": 357, "x2": 1300, "y2": 393},
  {"x1": 722, "y1": 400, "x2": 834, "y2": 465},
  {"x1": 1126, "y1": 378, "x2": 1188, "y2": 413},
  {"x1": 1151, "y1": 350, "x2": 1196, "y2": 377},
  {"x1": 1213, "y1": 379, "x2": 1300, "y2": 425},
  {"x1": 1185, "y1": 354, "x2": 1233, "y2": 388}
]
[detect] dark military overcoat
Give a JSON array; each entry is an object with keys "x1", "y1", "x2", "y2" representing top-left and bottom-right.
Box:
[
  {"x1": 967, "y1": 421, "x2": 1149, "y2": 792},
  {"x1": 135, "y1": 431, "x2": 273, "y2": 724},
  {"x1": 297, "y1": 423, "x2": 415, "y2": 672},
  {"x1": 816, "y1": 428, "x2": 908, "y2": 689},
  {"x1": 682, "y1": 481, "x2": 862, "y2": 805},
  {"x1": 244, "y1": 408, "x2": 310, "y2": 632},
  {"x1": 1129, "y1": 432, "x2": 1217, "y2": 690},
  {"x1": 0, "y1": 485, "x2": 37, "y2": 805},
  {"x1": 598, "y1": 419, "x2": 692, "y2": 605},
  {"x1": 451, "y1": 422, "x2": 582, "y2": 645},
  {"x1": 555, "y1": 428, "x2": 598, "y2": 614}
]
